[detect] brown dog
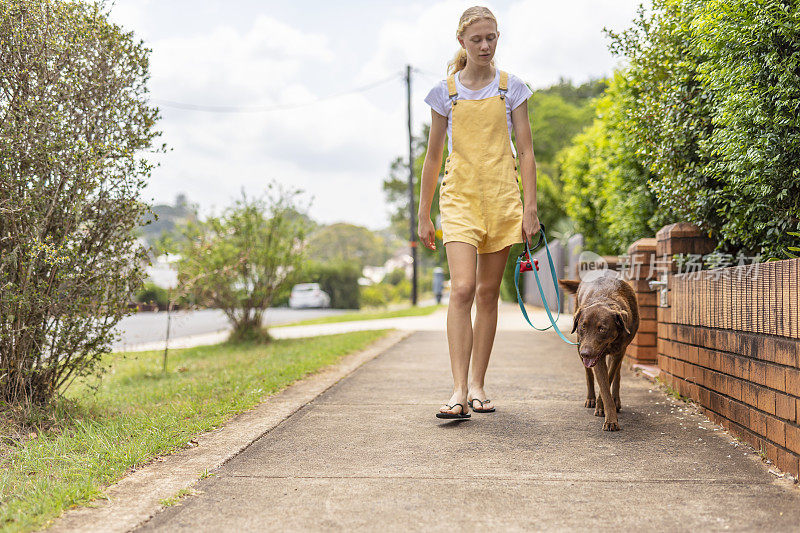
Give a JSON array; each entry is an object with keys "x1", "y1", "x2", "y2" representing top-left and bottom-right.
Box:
[{"x1": 558, "y1": 271, "x2": 639, "y2": 431}]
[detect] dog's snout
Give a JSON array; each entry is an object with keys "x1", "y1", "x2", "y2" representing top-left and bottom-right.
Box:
[{"x1": 579, "y1": 349, "x2": 592, "y2": 359}]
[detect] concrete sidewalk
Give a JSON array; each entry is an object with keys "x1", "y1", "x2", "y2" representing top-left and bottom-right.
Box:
[{"x1": 137, "y1": 313, "x2": 800, "y2": 531}]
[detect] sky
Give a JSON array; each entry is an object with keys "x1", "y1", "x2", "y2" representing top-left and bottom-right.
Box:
[{"x1": 108, "y1": 0, "x2": 648, "y2": 230}]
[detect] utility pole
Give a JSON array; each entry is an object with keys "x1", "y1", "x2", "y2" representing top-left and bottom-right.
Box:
[{"x1": 406, "y1": 64, "x2": 418, "y2": 306}]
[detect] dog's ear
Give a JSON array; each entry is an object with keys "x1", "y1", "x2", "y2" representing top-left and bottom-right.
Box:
[
  {"x1": 572, "y1": 307, "x2": 583, "y2": 334},
  {"x1": 614, "y1": 310, "x2": 631, "y2": 336},
  {"x1": 558, "y1": 279, "x2": 580, "y2": 295}
]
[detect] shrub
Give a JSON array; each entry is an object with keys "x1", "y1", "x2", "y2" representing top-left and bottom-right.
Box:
[
  {"x1": 173, "y1": 185, "x2": 309, "y2": 341},
  {"x1": 605, "y1": 0, "x2": 800, "y2": 256},
  {"x1": 360, "y1": 283, "x2": 392, "y2": 308},
  {"x1": 384, "y1": 268, "x2": 407, "y2": 286},
  {"x1": 304, "y1": 261, "x2": 361, "y2": 309},
  {"x1": 559, "y1": 74, "x2": 670, "y2": 255},
  {"x1": 0, "y1": 0, "x2": 162, "y2": 405},
  {"x1": 135, "y1": 283, "x2": 169, "y2": 308}
]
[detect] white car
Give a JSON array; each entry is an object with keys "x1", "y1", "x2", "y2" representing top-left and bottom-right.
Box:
[{"x1": 288, "y1": 283, "x2": 331, "y2": 309}]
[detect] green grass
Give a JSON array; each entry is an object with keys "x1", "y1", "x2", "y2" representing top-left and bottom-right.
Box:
[
  {"x1": 159, "y1": 487, "x2": 197, "y2": 507},
  {"x1": 0, "y1": 329, "x2": 391, "y2": 532},
  {"x1": 274, "y1": 304, "x2": 443, "y2": 327},
  {"x1": 654, "y1": 376, "x2": 690, "y2": 403}
]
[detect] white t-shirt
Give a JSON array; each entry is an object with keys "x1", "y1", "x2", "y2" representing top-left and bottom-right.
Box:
[{"x1": 424, "y1": 70, "x2": 533, "y2": 156}]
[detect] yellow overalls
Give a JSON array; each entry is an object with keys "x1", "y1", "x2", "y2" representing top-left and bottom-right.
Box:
[{"x1": 439, "y1": 70, "x2": 524, "y2": 254}]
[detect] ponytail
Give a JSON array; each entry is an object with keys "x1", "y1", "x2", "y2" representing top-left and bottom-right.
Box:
[{"x1": 448, "y1": 49, "x2": 468, "y2": 75}]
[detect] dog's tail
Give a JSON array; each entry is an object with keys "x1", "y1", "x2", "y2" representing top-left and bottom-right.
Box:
[{"x1": 558, "y1": 279, "x2": 580, "y2": 295}]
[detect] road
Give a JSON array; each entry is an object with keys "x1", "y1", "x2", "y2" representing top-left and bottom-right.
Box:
[{"x1": 112, "y1": 308, "x2": 347, "y2": 351}]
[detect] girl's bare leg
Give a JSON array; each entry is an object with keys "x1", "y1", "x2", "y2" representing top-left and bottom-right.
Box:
[
  {"x1": 469, "y1": 245, "x2": 511, "y2": 410},
  {"x1": 440, "y1": 241, "x2": 478, "y2": 415}
]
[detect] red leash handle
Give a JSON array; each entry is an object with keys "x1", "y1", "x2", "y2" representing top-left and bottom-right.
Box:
[{"x1": 518, "y1": 251, "x2": 539, "y2": 273}]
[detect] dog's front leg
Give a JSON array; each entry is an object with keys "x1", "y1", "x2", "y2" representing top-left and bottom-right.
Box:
[
  {"x1": 584, "y1": 367, "x2": 596, "y2": 408},
  {"x1": 610, "y1": 352, "x2": 623, "y2": 412},
  {"x1": 593, "y1": 356, "x2": 620, "y2": 431}
]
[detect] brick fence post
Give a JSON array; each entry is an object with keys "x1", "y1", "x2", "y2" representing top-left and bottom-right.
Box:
[
  {"x1": 654, "y1": 223, "x2": 716, "y2": 378},
  {"x1": 624, "y1": 238, "x2": 658, "y2": 365}
]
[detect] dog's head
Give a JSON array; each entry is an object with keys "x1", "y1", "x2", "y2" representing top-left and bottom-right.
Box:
[{"x1": 571, "y1": 304, "x2": 630, "y2": 368}]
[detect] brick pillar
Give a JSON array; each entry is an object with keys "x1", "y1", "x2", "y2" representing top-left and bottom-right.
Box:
[
  {"x1": 654, "y1": 223, "x2": 716, "y2": 378},
  {"x1": 624, "y1": 238, "x2": 658, "y2": 365}
]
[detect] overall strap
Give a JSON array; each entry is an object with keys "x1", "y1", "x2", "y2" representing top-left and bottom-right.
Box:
[
  {"x1": 446, "y1": 75, "x2": 458, "y2": 103},
  {"x1": 498, "y1": 71, "x2": 509, "y2": 99}
]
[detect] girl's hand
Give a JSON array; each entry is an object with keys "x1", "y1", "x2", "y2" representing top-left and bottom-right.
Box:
[
  {"x1": 521, "y1": 208, "x2": 541, "y2": 246},
  {"x1": 418, "y1": 217, "x2": 437, "y2": 250}
]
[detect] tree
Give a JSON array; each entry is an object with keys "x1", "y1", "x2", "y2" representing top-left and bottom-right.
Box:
[
  {"x1": 559, "y1": 73, "x2": 671, "y2": 255},
  {"x1": 173, "y1": 184, "x2": 309, "y2": 341},
  {"x1": 305, "y1": 223, "x2": 390, "y2": 270},
  {"x1": 0, "y1": 0, "x2": 162, "y2": 405},
  {"x1": 383, "y1": 123, "x2": 441, "y2": 244},
  {"x1": 139, "y1": 193, "x2": 198, "y2": 250}
]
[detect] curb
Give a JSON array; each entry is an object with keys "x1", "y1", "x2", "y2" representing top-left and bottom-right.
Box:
[{"x1": 45, "y1": 329, "x2": 412, "y2": 533}]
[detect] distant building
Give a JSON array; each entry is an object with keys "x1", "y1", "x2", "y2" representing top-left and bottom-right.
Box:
[{"x1": 360, "y1": 250, "x2": 412, "y2": 285}]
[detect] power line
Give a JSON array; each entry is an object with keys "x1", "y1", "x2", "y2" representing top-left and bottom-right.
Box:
[
  {"x1": 152, "y1": 72, "x2": 404, "y2": 113},
  {"x1": 412, "y1": 67, "x2": 445, "y2": 81}
]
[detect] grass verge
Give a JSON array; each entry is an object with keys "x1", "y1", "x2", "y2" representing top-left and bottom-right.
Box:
[
  {"x1": 274, "y1": 304, "x2": 443, "y2": 327},
  {"x1": 0, "y1": 329, "x2": 391, "y2": 532}
]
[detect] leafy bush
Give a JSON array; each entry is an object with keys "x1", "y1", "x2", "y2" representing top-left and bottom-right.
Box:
[
  {"x1": 603, "y1": 0, "x2": 800, "y2": 256},
  {"x1": 359, "y1": 278, "x2": 413, "y2": 308},
  {"x1": 360, "y1": 283, "x2": 393, "y2": 308},
  {"x1": 690, "y1": 0, "x2": 800, "y2": 254},
  {"x1": 304, "y1": 261, "x2": 361, "y2": 309},
  {"x1": 384, "y1": 268, "x2": 407, "y2": 286},
  {"x1": 0, "y1": 0, "x2": 161, "y2": 404},
  {"x1": 135, "y1": 283, "x2": 169, "y2": 308},
  {"x1": 172, "y1": 185, "x2": 309, "y2": 340},
  {"x1": 305, "y1": 223, "x2": 390, "y2": 270},
  {"x1": 392, "y1": 279, "x2": 411, "y2": 301}
]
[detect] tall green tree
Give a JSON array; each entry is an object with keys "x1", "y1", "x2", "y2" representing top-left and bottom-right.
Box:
[{"x1": 0, "y1": 0, "x2": 162, "y2": 404}]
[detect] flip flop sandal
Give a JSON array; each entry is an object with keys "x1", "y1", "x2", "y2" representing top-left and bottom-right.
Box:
[
  {"x1": 468, "y1": 398, "x2": 496, "y2": 413},
  {"x1": 436, "y1": 403, "x2": 471, "y2": 419}
]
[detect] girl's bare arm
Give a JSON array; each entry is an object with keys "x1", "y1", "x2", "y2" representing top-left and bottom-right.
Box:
[
  {"x1": 417, "y1": 109, "x2": 448, "y2": 250},
  {"x1": 511, "y1": 99, "x2": 541, "y2": 242}
]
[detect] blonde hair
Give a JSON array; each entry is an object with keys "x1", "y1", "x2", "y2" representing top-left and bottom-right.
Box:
[{"x1": 447, "y1": 6, "x2": 498, "y2": 75}]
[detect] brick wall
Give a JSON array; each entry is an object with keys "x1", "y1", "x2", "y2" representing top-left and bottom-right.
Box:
[{"x1": 655, "y1": 224, "x2": 800, "y2": 477}]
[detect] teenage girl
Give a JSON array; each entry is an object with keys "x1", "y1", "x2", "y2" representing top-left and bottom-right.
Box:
[{"x1": 418, "y1": 6, "x2": 540, "y2": 419}]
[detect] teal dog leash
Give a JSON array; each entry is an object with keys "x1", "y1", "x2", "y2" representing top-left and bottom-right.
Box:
[{"x1": 513, "y1": 224, "x2": 578, "y2": 345}]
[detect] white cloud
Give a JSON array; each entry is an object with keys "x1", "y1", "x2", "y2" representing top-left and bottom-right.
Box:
[
  {"x1": 358, "y1": 0, "x2": 644, "y2": 90},
  {"x1": 502, "y1": 0, "x2": 644, "y2": 85},
  {"x1": 149, "y1": 15, "x2": 333, "y2": 104}
]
